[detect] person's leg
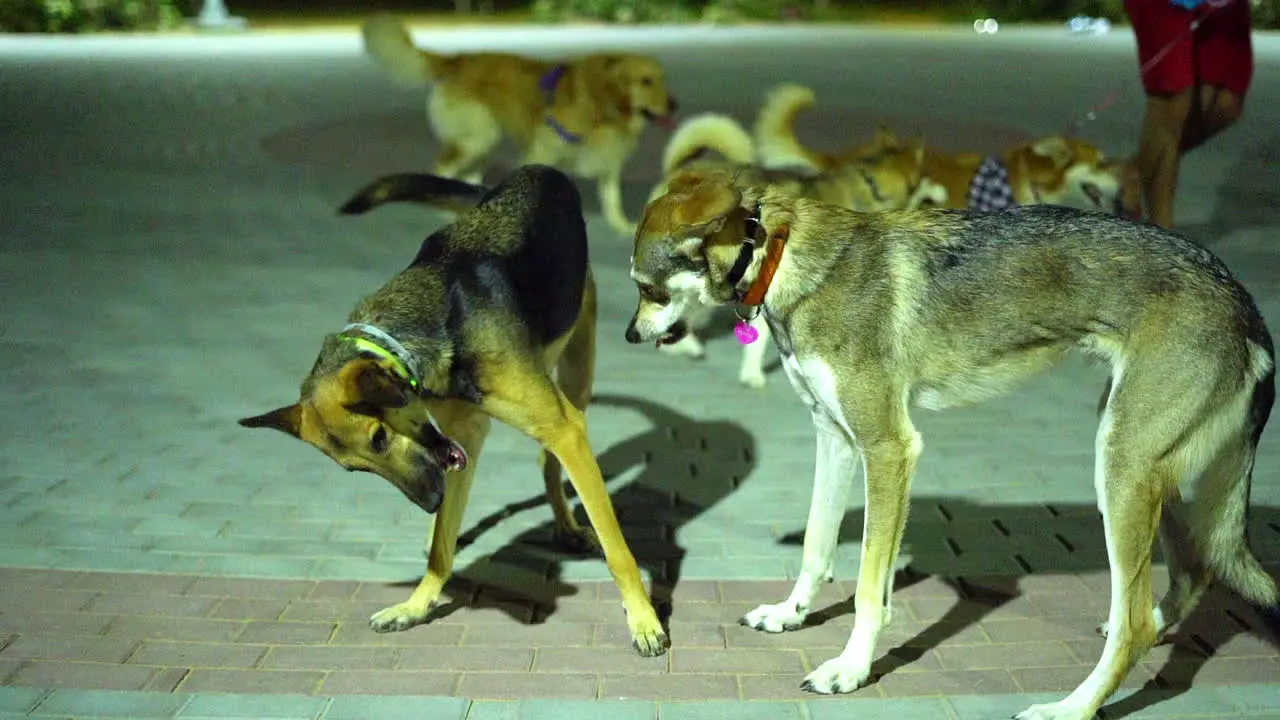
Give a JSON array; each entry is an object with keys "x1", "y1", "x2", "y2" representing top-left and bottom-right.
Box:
[
  {"x1": 1180, "y1": 85, "x2": 1244, "y2": 153},
  {"x1": 1181, "y1": 0, "x2": 1253, "y2": 153},
  {"x1": 1136, "y1": 90, "x2": 1194, "y2": 228},
  {"x1": 1125, "y1": 0, "x2": 1197, "y2": 227}
]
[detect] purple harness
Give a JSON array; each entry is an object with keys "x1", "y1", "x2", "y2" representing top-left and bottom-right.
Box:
[{"x1": 538, "y1": 65, "x2": 583, "y2": 145}]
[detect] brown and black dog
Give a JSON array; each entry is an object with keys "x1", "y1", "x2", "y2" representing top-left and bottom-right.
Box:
[{"x1": 239, "y1": 164, "x2": 669, "y2": 656}]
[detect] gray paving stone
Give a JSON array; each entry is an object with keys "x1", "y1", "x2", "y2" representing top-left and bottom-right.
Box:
[
  {"x1": 522, "y1": 699, "x2": 656, "y2": 720},
  {"x1": 322, "y1": 695, "x2": 469, "y2": 720},
  {"x1": 465, "y1": 702, "x2": 518, "y2": 720},
  {"x1": 0, "y1": 688, "x2": 48, "y2": 714},
  {"x1": 659, "y1": 701, "x2": 803, "y2": 720},
  {"x1": 178, "y1": 693, "x2": 329, "y2": 719},
  {"x1": 808, "y1": 697, "x2": 954, "y2": 720},
  {"x1": 31, "y1": 689, "x2": 191, "y2": 718}
]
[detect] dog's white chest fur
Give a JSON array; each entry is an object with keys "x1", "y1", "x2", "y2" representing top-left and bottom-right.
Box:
[{"x1": 781, "y1": 354, "x2": 852, "y2": 431}]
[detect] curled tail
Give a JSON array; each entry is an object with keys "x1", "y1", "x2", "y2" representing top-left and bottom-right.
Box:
[
  {"x1": 339, "y1": 173, "x2": 489, "y2": 215},
  {"x1": 662, "y1": 113, "x2": 755, "y2": 175},
  {"x1": 361, "y1": 14, "x2": 445, "y2": 87},
  {"x1": 753, "y1": 83, "x2": 825, "y2": 170}
]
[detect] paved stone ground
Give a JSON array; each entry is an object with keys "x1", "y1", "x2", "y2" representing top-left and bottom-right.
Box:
[{"x1": 1, "y1": 22, "x2": 1279, "y2": 719}]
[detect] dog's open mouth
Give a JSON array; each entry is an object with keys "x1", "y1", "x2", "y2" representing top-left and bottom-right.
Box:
[
  {"x1": 655, "y1": 320, "x2": 689, "y2": 348},
  {"x1": 643, "y1": 109, "x2": 677, "y2": 131}
]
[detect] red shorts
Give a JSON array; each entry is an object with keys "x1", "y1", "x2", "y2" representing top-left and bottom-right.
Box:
[{"x1": 1124, "y1": 0, "x2": 1254, "y2": 98}]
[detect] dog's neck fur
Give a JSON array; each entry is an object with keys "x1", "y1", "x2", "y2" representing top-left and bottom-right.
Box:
[
  {"x1": 710, "y1": 193, "x2": 861, "y2": 322},
  {"x1": 302, "y1": 267, "x2": 456, "y2": 400}
]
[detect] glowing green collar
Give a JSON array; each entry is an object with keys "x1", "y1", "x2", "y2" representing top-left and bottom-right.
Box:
[{"x1": 340, "y1": 322, "x2": 421, "y2": 391}]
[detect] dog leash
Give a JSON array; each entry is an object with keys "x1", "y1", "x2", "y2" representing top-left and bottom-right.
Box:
[
  {"x1": 538, "y1": 65, "x2": 584, "y2": 145},
  {"x1": 1063, "y1": 0, "x2": 1232, "y2": 136}
]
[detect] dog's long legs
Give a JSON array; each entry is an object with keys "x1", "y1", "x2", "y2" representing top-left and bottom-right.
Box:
[
  {"x1": 370, "y1": 401, "x2": 492, "y2": 632},
  {"x1": 741, "y1": 411, "x2": 858, "y2": 632},
  {"x1": 1017, "y1": 391, "x2": 1164, "y2": 720},
  {"x1": 739, "y1": 314, "x2": 773, "y2": 388},
  {"x1": 598, "y1": 166, "x2": 633, "y2": 236},
  {"x1": 540, "y1": 275, "x2": 601, "y2": 554},
  {"x1": 803, "y1": 433, "x2": 920, "y2": 694},
  {"x1": 483, "y1": 365, "x2": 668, "y2": 657},
  {"x1": 803, "y1": 384, "x2": 921, "y2": 695}
]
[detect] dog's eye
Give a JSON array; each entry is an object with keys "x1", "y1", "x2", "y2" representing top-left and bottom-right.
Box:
[
  {"x1": 370, "y1": 426, "x2": 390, "y2": 454},
  {"x1": 638, "y1": 284, "x2": 669, "y2": 303},
  {"x1": 640, "y1": 77, "x2": 653, "y2": 87}
]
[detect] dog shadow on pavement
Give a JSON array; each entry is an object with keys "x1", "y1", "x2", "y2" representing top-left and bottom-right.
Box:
[
  {"x1": 776, "y1": 497, "x2": 1280, "y2": 718},
  {"x1": 408, "y1": 392, "x2": 756, "y2": 634}
]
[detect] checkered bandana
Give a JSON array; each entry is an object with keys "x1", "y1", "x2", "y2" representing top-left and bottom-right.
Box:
[{"x1": 966, "y1": 156, "x2": 1016, "y2": 212}]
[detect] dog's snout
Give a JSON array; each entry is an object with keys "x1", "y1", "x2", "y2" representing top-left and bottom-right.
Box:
[{"x1": 624, "y1": 320, "x2": 642, "y2": 344}]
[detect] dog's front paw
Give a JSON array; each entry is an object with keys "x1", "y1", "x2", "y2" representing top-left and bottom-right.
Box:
[
  {"x1": 628, "y1": 612, "x2": 671, "y2": 657},
  {"x1": 740, "y1": 602, "x2": 807, "y2": 633},
  {"x1": 739, "y1": 368, "x2": 767, "y2": 389},
  {"x1": 369, "y1": 600, "x2": 435, "y2": 633},
  {"x1": 657, "y1": 334, "x2": 705, "y2": 360},
  {"x1": 1013, "y1": 700, "x2": 1094, "y2": 720},
  {"x1": 553, "y1": 523, "x2": 600, "y2": 555},
  {"x1": 801, "y1": 654, "x2": 871, "y2": 695}
]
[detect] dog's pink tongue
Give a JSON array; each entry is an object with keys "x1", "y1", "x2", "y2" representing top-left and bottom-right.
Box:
[
  {"x1": 654, "y1": 114, "x2": 676, "y2": 131},
  {"x1": 444, "y1": 442, "x2": 468, "y2": 472}
]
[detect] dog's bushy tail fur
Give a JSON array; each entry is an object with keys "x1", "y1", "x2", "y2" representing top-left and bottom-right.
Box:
[
  {"x1": 661, "y1": 114, "x2": 755, "y2": 175},
  {"x1": 1197, "y1": 362, "x2": 1280, "y2": 628},
  {"x1": 339, "y1": 173, "x2": 489, "y2": 215},
  {"x1": 753, "y1": 83, "x2": 822, "y2": 170},
  {"x1": 362, "y1": 14, "x2": 445, "y2": 87}
]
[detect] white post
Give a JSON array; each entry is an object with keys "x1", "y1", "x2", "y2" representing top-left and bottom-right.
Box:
[{"x1": 194, "y1": 0, "x2": 247, "y2": 30}]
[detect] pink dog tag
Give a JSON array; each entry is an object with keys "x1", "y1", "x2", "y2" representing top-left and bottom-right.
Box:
[{"x1": 734, "y1": 321, "x2": 759, "y2": 345}]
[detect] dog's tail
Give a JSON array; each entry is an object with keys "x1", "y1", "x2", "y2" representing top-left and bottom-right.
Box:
[
  {"x1": 661, "y1": 113, "x2": 755, "y2": 175},
  {"x1": 361, "y1": 14, "x2": 447, "y2": 86},
  {"x1": 1201, "y1": 359, "x2": 1280, "y2": 627},
  {"x1": 753, "y1": 83, "x2": 826, "y2": 171},
  {"x1": 339, "y1": 173, "x2": 489, "y2": 215}
]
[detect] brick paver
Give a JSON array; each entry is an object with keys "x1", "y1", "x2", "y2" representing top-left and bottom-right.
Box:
[{"x1": 3, "y1": 23, "x2": 1280, "y2": 720}]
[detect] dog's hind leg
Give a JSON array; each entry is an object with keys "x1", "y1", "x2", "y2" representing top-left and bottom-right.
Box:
[
  {"x1": 1018, "y1": 360, "x2": 1179, "y2": 720},
  {"x1": 370, "y1": 400, "x2": 491, "y2": 633},
  {"x1": 741, "y1": 411, "x2": 858, "y2": 633},
  {"x1": 541, "y1": 276, "x2": 601, "y2": 554},
  {"x1": 428, "y1": 91, "x2": 502, "y2": 183}
]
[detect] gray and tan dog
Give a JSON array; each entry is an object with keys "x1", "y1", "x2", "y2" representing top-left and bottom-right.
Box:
[
  {"x1": 624, "y1": 171, "x2": 1278, "y2": 719},
  {"x1": 240, "y1": 164, "x2": 669, "y2": 658}
]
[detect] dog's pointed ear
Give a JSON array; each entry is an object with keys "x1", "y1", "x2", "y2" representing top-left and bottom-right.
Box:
[
  {"x1": 872, "y1": 124, "x2": 900, "y2": 149},
  {"x1": 671, "y1": 175, "x2": 742, "y2": 237},
  {"x1": 338, "y1": 358, "x2": 411, "y2": 413},
  {"x1": 1030, "y1": 136, "x2": 1074, "y2": 168},
  {"x1": 239, "y1": 404, "x2": 303, "y2": 438}
]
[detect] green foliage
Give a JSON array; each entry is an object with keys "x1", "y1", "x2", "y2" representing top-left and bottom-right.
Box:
[{"x1": 0, "y1": 0, "x2": 186, "y2": 33}]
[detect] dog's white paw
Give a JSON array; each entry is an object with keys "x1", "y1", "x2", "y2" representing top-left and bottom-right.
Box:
[
  {"x1": 800, "y1": 654, "x2": 871, "y2": 695},
  {"x1": 739, "y1": 368, "x2": 767, "y2": 388},
  {"x1": 1013, "y1": 700, "x2": 1094, "y2": 720},
  {"x1": 658, "y1": 334, "x2": 706, "y2": 360},
  {"x1": 740, "y1": 602, "x2": 808, "y2": 633},
  {"x1": 369, "y1": 600, "x2": 434, "y2": 633}
]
